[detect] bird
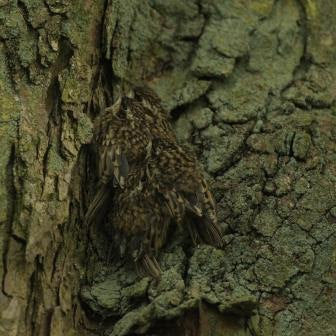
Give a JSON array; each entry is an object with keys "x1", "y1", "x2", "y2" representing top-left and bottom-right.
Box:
[
  {"x1": 146, "y1": 138, "x2": 223, "y2": 249},
  {"x1": 109, "y1": 139, "x2": 223, "y2": 278},
  {"x1": 85, "y1": 82, "x2": 174, "y2": 224},
  {"x1": 108, "y1": 164, "x2": 171, "y2": 278},
  {"x1": 85, "y1": 81, "x2": 223, "y2": 278}
]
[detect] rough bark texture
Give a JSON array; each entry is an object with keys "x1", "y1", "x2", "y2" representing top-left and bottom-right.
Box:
[{"x1": 1, "y1": 0, "x2": 336, "y2": 335}]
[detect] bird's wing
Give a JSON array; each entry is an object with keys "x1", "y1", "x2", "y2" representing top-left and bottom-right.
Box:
[
  {"x1": 139, "y1": 254, "x2": 161, "y2": 279},
  {"x1": 98, "y1": 136, "x2": 130, "y2": 188},
  {"x1": 85, "y1": 183, "x2": 113, "y2": 226},
  {"x1": 195, "y1": 177, "x2": 223, "y2": 248},
  {"x1": 95, "y1": 98, "x2": 130, "y2": 188}
]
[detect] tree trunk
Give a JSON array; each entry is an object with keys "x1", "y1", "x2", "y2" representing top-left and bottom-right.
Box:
[{"x1": 1, "y1": 1, "x2": 336, "y2": 335}]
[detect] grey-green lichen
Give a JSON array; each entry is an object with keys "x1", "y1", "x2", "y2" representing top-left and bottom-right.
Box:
[
  {"x1": 0, "y1": 0, "x2": 103, "y2": 335},
  {"x1": 81, "y1": 1, "x2": 336, "y2": 335},
  {"x1": 1, "y1": 0, "x2": 336, "y2": 335},
  {"x1": 83, "y1": 107, "x2": 336, "y2": 335}
]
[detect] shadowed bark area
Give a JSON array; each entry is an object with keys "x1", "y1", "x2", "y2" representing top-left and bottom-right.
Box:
[{"x1": 0, "y1": 1, "x2": 336, "y2": 336}]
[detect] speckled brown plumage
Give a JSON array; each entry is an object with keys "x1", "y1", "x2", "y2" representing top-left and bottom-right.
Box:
[
  {"x1": 85, "y1": 83, "x2": 174, "y2": 223},
  {"x1": 86, "y1": 82, "x2": 223, "y2": 278},
  {"x1": 110, "y1": 165, "x2": 171, "y2": 278},
  {"x1": 147, "y1": 138, "x2": 222, "y2": 248}
]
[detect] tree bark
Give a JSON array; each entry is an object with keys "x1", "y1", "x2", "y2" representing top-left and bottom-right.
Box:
[{"x1": 1, "y1": 1, "x2": 336, "y2": 335}]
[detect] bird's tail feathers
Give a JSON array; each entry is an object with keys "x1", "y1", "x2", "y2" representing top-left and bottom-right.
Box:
[
  {"x1": 201, "y1": 217, "x2": 223, "y2": 248},
  {"x1": 137, "y1": 254, "x2": 161, "y2": 279},
  {"x1": 85, "y1": 184, "x2": 112, "y2": 226},
  {"x1": 190, "y1": 216, "x2": 224, "y2": 248}
]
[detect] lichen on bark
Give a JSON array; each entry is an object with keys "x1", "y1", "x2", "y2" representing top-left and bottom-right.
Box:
[
  {"x1": 1, "y1": 0, "x2": 336, "y2": 336},
  {"x1": 0, "y1": 0, "x2": 103, "y2": 335}
]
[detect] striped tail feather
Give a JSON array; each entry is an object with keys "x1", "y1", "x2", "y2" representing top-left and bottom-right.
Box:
[
  {"x1": 198, "y1": 217, "x2": 223, "y2": 248},
  {"x1": 197, "y1": 177, "x2": 223, "y2": 247},
  {"x1": 137, "y1": 254, "x2": 161, "y2": 279},
  {"x1": 188, "y1": 216, "x2": 223, "y2": 248},
  {"x1": 85, "y1": 183, "x2": 113, "y2": 226}
]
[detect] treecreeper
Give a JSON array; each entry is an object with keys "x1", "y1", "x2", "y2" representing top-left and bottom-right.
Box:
[{"x1": 86, "y1": 81, "x2": 223, "y2": 278}]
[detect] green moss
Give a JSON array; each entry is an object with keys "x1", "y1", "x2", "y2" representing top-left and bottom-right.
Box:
[
  {"x1": 0, "y1": 46, "x2": 20, "y2": 223},
  {"x1": 247, "y1": 134, "x2": 274, "y2": 153},
  {"x1": 0, "y1": 6, "x2": 23, "y2": 39},
  {"x1": 191, "y1": 50, "x2": 235, "y2": 78},
  {"x1": 158, "y1": 70, "x2": 211, "y2": 111},
  {"x1": 45, "y1": 0, "x2": 69, "y2": 14},
  {"x1": 292, "y1": 131, "x2": 311, "y2": 160},
  {"x1": 47, "y1": 144, "x2": 64, "y2": 174},
  {"x1": 90, "y1": 277, "x2": 121, "y2": 311},
  {"x1": 302, "y1": 0, "x2": 318, "y2": 18},
  {"x1": 19, "y1": 0, "x2": 49, "y2": 28},
  {"x1": 18, "y1": 31, "x2": 37, "y2": 68},
  {"x1": 330, "y1": 207, "x2": 336, "y2": 218},
  {"x1": 249, "y1": 0, "x2": 274, "y2": 16},
  {"x1": 189, "y1": 107, "x2": 213, "y2": 130},
  {"x1": 76, "y1": 113, "x2": 93, "y2": 145},
  {"x1": 253, "y1": 211, "x2": 280, "y2": 237},
  {"x1": 122, "y1": 277, "x2": 150, "y2": 300}
]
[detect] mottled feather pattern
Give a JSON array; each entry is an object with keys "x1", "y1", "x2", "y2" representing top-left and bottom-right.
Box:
[
  {"x1": 86, "y1": 81, "x2": 223, "y2": 278},
  {"x1": 109, "y1": 166, "x2": 171, "y2": 278}
]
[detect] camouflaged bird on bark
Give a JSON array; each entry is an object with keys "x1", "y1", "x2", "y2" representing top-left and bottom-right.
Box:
[{"x1": 86, "y1": 80, "x2": 223, "y2": 278}]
